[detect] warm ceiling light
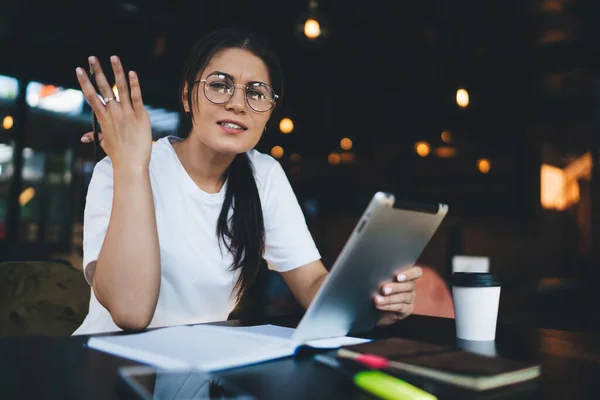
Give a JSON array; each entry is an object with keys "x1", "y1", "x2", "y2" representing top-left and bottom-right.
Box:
[
  {"x1": 279, "y1": 118, "x2": 294, "y2": 134},
  {"x1": 414, "y1": 141, "x2": 430, "y2": 157},
  {"x1": 340, "y1": 138, "x2": 353, "y2": 150},
  {"x1": 456, "y1": 88, "x2": 469, "y2": 108},
  {"x1": 434, "y1": 146, "x2": 457, "y2": 158},
  {"x1": 538, "y1": 29, "x2": 569, "y2": 45},
  {"x1": 304, "y1": 18, "x2": 321, "y2": 39},
  {"x1": 328, "y1": 152, "x2": 341, "y2": 165},
  {"x1": 19, "y1": 187, "x2": 36, "y2": 207},
  {"x1": 564, "y1": 152, "x2": 592, "y2": 182},
  {"x1": 339, "y1": 152, "x2": 355, "y2": 163},
  {"x1": 271, "y1": 146, "x2": 284, "y2": 159},
  {"x1": 290, "y1": 153, "x2": 302, "y2": 163},
  {"x1": 477, "y1": 158, "x2": 491, "y2": 173},
  {"x1": 441, "y1": 130, "x2": 452, "y2": 143},
  {"x1": 541, "y1": 164, "x2": 567, "y2": 210},
  {"x1": 3, "y1": 116, "x2": 14, "y2": 130},
  {"x1": 540, "y1": 0, "x2": 564, "y2": 14},
  {"x1": 540, "y1": 153, "x2": 591, "y2": 211}
]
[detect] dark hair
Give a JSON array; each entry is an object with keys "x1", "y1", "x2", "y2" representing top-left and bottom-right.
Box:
[{"x1": 179, "y1": 28, "x2": 283, "y2": 302}]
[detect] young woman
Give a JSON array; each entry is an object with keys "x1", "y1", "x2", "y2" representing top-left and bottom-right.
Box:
[{"x1": 72, "y1": 28, "x2": 422, "y2": 335}]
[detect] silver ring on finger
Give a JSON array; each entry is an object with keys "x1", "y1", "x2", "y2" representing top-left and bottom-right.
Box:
[{"x1": 104, "y1": 97, "x2": 117, "y2": 105}]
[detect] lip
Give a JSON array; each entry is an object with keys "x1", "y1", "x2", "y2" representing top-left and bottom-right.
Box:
[{"x1": 217, "y1": 119, "x2": 248, "y2": 130}]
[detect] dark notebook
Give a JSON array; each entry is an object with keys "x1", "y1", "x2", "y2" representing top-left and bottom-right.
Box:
[{"x1": 342, "y1": 338, "x2": 541, "y2": 391}]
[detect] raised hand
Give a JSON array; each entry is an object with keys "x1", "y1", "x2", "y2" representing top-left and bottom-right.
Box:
[{"x1": 76, "y1": 56, "x2": 152, "y2": 169}]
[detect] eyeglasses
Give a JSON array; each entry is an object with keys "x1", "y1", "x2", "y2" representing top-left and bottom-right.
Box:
[{"x1": 197, "y1": 73, "x2": 279, "y2": 113}]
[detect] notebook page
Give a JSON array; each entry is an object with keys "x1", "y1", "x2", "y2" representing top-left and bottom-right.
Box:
[
  {"x1": 220, "y1": 324, "x2": 371, "y2": 347},
  {"x1": 86, "y1": 324, "x2": 371, "y2": 372},
  {"x1": 87, "y1": 324, "x2": 296, "y2": 372}
]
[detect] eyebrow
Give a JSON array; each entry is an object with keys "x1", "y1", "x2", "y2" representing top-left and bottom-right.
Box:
[
  {"x1": 208, "y1": 70, "x2": 270, "y2": 86},
  {"x1": 210, "y1": 70, "x2": 235, "y2": 81}
]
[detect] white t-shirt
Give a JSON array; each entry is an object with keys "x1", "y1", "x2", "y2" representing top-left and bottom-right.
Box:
[{"x1": 72, "y1": 136, "x2": 321, "y2": 335}]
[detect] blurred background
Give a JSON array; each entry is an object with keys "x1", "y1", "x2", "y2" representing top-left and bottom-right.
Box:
[{"x1": 1, "y1": 0, "x2": 600, "y2": 333}]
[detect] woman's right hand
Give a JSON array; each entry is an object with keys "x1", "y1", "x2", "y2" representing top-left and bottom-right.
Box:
[{"x1": 76, "y1": 56, "x2": 152, "y2": 170}]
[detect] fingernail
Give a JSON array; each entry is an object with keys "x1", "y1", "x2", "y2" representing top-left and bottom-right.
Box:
[
  {"x1": 383, "y1": 286, "x2": 392, "y2": 295},
  {"x1": 129, "y1": 71, "x2": 136, "y2": 79},
  {"x1": 76, "y1": 67, "x2": 84, "y2": 76},
  {"x1": 375, "y1": 295, "x2": 384, "y2": 303},
  {"x1": 110, "y1": 55, "x2": 119, "y2": 63},
  {"x1": 88, "y1": 56, "x2": 97, "y2": 64},
  {"x1": 81, "y1": 136, "x2": 91, "y2": 143},
  {"x1": 397, "y1": 274, "x2": 406, "y2": 281}
]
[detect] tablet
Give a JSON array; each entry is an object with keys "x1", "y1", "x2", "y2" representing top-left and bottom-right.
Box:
[
  {"x1": 118, "y1": 366, "x2": 255, "y2": 399},
  {"x1": 292, "y1": 192, "x2": 448, "y2": 342}
]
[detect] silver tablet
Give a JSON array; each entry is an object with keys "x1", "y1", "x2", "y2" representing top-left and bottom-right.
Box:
[{"x1": 292, "y1": 192, "x2": 448, "y2": 342}]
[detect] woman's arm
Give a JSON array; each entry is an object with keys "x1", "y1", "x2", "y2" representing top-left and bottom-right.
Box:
[
  {"x1": 77, "y1": 55, "x2": 159, "y2": 330},
  {"x1": 278, "y1": 260, "x2": 328, "y2": 309},
  {"x1": 92, "y1": 164, "x2": 161, "y2": 330}
]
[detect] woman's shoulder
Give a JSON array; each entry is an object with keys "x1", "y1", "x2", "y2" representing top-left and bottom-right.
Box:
[
  {"x1": 246, "y1": 148, "x2": 280, "y2": 182},
  {"x1": 150, "y1": 135, "x2": 180, "y2": 165}
]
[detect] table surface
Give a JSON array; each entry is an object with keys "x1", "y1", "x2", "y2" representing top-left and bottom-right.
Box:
[{"x1": 1, "y1": 314, "x2": 599, "y2": 400}]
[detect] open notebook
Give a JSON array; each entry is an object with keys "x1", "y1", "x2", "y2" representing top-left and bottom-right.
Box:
[{"x1": 86, "y1": 324, "x2": 370, "y2": 372}]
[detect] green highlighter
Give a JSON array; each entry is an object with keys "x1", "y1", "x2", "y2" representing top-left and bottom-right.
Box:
[
  {"x1": 354, "y1": 370, "x2": 437, "y2": 400},
  {"x1": 314, "y1": 354, "x2": 437, "y2": 400}
]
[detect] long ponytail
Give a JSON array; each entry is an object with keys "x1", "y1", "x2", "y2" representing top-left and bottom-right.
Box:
[{"x1": 217, "y1": 153, "x2": 265, "y2": 301}]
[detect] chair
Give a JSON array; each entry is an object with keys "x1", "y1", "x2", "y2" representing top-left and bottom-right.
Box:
[
  {"x1": 0, "y1": 261, "x2": 90, "y2": 337},
  {"x1": 413, "y1": 266, "x2": 455, "y2": 319}
]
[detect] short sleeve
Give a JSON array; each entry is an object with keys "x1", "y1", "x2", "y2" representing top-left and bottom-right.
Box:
[
  {"x1": 261, "y1": 161, "x2": 321, "y2": 272},
  {"x1": 82, "y1": 158, "x2": 114, "y2": 286}
]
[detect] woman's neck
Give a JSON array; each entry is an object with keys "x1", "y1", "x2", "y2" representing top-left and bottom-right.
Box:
[{"x1": 172, "y1": 135, "x2": 235, "y2": 194}]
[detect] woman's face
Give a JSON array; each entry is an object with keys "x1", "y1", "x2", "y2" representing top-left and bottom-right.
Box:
[{"x1": 184, "y1": 48, "x2": 275, "y2": 155}]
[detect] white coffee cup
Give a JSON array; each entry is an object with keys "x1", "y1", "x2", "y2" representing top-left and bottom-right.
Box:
[
  {"x1": 451, "y1": 272, "x2": 502, "y2": 341},
  {"x1": 456, "y1": 338, "x2": 498, "y2": 357}
]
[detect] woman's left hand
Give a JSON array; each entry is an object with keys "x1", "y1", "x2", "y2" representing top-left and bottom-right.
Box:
[{"x1": 374, "y1": 266, "x2": 423, "y2": 325}]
